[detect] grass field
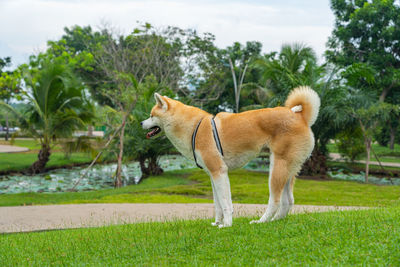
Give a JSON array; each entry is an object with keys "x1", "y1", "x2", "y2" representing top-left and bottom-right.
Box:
[
  {"x1": 0, "y1": 152, "x2": 92, "y2": 173},
  {"x1": 0, "y1": 139, "x2": 42, "y2": 150},
  {"x1": 0, "y1": 139, "x2": 92, "y2": 172},
  {"x1": 328, "y1": 160, "x2": 400, "y2": 172},
  {"x1": 327, "y1": 143, "x2": 400, "y2": 163},
  {"x1": 1, "y1": 169, "x2": 399, "y2": 207},
  {"x1": 1, "y1": 207, "x2": 399, "y2": 265},
  {"x1": 1, "y1": 141, "x2": 399, "y2": 265}
]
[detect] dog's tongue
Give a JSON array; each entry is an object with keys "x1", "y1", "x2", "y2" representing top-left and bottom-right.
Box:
[{"x1": 146, "y1": 128, "x2": 157, "y2": 139}]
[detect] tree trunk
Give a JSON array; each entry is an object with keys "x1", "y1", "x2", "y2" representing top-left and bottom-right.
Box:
[
  {"x1": 379, "y1": 85, "x2": 391, "y2": 102},
  {"x1": 389, "y1": 124, "x2": 396, "y2": 150},
  {"x1": 88, "y1": 125, "x2": 94, "y2": 137},
  {"x1": 29, "y1": 144, "x2": 51, "y2": 174},
  {"x1": 365, "y1": 138, "x2": 371, "y2": 183},
  {"x1": 114, "y1": 120, "x2": 126, "y2": 188},
  {"x1": 300, "y1": 146, "x2": 327, "y2": 176},
  {"x1": 5, "y1": 112, "x2": 9, "y2": 141},
  {"x1": 138, "y1": 156, "x2": 163, "y2": 181},
  {"x1": 139, "y1": 158, "x2": 150, "y2": 179},
  {"x1": 148, "y1": 157, "x2": 163, "y2": 175}
]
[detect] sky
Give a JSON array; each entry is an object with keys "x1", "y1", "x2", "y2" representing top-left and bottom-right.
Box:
[{"x1": 0, "y1": 0, "x2": 335, "y2": 68}]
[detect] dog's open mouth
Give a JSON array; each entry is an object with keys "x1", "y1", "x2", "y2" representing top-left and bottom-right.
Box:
[{"x1": 146, "y1": 126, "x2": 161, "y2": 139}]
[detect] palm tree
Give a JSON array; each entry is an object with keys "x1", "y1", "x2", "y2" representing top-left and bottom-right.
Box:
[
  {"x1": 1, "y1": 57, "x2": 95, "y2": 174},
  {"x1": 255, "y1": 43, "x2": 318, "y2": 106},
  {"x1": 124, "y1": 76, "x2": 173, "y2": 181}
]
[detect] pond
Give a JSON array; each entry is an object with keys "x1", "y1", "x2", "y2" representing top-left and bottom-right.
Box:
[
  {"x1": 0, "y1": 155, "x2": 270, "y2": 194},
  {"x1": 0, "y1": 155, "x2": 397, "y2": 194},
  {"x1": 0, "y1": 155, "x2": 198, "y2": 194}
]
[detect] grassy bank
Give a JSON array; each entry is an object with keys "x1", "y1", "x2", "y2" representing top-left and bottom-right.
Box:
[
  {"x1": 1, "y1": 169, "x2": 399, "y2": 207},
  {"x1": 1, "y1": 207, "x2": 399, "y2": 265},
  {"x1": 0, "y1": 139, "x2": 42, "y2": 150},
  {"x1": 327, "y1": 143, "x2": 400, "y2": 163},
  {"x1": 0, "y1": 152, "x2": 92, "y2": 173},
  {"x1": 0, "y1": 139, "x2": 92, "y2": 173}
]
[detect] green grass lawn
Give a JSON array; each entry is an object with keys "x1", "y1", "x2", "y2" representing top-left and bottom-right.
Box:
[
  {"x1": 0, "y1": 152, "x2": 92, "y2": 173},
  {"x1": 327, "y1": 142, "x2": 400, "y2": 163},
  {"x1": 0, "y1": 139, "x2": 42, "y2": 150},
  {"x1": 2, "y1": 169, "x2": 399, "y2": 207},
  {"x1": 1, "y1": 207, "x2": 399, "y2": 265},
  {"x1": 0, "y1": 138, "x2": 92, "y2": 173},
  {"x1": 0, "y1": 139, "x2": 67, "y2": 151},
  {"x1": 328, "y1": 160, "x2": 400, "y2": 172}
]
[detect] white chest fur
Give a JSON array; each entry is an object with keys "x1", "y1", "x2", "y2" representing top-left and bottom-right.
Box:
[{"x1": 164, "y1": 127, "x2": 194, "y2": 161}]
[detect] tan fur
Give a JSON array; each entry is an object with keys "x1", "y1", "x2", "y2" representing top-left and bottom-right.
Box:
[
  {"x1": 143, "y1": 88, "x2": 320, "y2": 227},
  {"x1": 285, "y1": 86, "x2": 320, "y2": 126}
]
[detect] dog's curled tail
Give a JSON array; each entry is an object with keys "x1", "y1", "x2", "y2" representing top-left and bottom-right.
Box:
[{"x1": 285, "y1": 86, "x2": 320, "y2": 126}]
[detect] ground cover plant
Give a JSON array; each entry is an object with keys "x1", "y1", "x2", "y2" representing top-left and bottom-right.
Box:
[
  {"x1": 1, "y1": 207, "x2": 399, "y2": 266},
  {"x1": 1, "y1": 169, "x2": 399, "y2": 207}
]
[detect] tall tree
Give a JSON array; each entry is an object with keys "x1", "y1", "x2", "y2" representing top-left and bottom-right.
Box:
[
  {"x1": 51, "y1": 24, "x2": 193, "y2": 185},
  {"x1": 47, "y1": 25, "x2": 109, "y2": 105},
  {"x1": 124, "y1": 76, "x2": 174, "y2": 180},
  {"x1": 0, "y1": 57, "x2": 21, "y2": 141},
  {"x1": 226, "y1": 42, "x2": 262, "y2": 113},
  {"x1": 352, "y1": 102, "x2": 396, "y2": 182},
  {"x1": 188, "y1": 41, "x2": 262, "y2": 113},
  {"x1": 1, "y1": 54, "x2": 95, "y2": 174},
  {"x1": 327, "y1": 0, "x2": 400, "y2": 148},
  {"x1": 327, "y1": 0, "x2": 400, "y2": 101}
]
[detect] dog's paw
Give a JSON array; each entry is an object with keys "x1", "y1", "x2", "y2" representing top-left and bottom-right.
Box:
[
  {"x1": 250, "y1": 219, "x2": 263, "y2": 224},
  {"x1": 211, "y1": 222, "x2": 221, "y2": 227},
  {"x1": 218, "y1": 223, "x2": 232, "y2": 228}
]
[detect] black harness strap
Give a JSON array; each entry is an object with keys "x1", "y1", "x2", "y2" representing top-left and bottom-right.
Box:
[
  {"x1": 191, "y1": 118, "x2": 204, "y2": 169},
  {"x1": 211, "y1": 116, "x2": 224, "y2": 156},
  {"x1": 191, "y1": 116, "x2": 224, "y2": 169}
]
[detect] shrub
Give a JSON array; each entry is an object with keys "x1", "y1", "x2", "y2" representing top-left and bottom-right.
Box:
[{"x1": 336, "y1": 127, "x2": 365, "y2": 162}]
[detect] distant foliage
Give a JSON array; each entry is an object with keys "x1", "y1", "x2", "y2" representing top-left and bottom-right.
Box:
[{"x1": 336, "y1": 127, "x2": 365, "y2": 162}]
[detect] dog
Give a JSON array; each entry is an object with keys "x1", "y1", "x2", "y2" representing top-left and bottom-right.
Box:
[{"x1": 141, "y1": 86, "x2": 320, "y2": 228}]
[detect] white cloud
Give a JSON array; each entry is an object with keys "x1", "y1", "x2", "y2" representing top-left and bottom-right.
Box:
[{"x1": 0, "y1": 0, "x2": 334, "y2": 67}]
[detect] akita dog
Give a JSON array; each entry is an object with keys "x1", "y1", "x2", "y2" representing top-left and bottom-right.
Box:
[{"x1": 142, "y1": 86, "x2": 320, "y2": 228}]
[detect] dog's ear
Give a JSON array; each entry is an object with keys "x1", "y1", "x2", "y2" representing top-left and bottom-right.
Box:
[{"x1": 154, "y1": 93, "x2": 168, "y2": 111}]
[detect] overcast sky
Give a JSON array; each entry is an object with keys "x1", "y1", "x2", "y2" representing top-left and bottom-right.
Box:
[{"x1": 0, "y1": 0, "x2": 335, "y2": 68}]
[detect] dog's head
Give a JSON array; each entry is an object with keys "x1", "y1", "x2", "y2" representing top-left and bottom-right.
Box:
[{"x1": 141, "y1": 93, "x2": 173, "y2": 139}]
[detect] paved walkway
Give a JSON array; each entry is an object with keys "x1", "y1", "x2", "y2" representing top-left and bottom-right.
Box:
[
  {"x1": 329, "y1": 153, "x2": 400, "y2": 168},
  {"x1": 0, "y1": 203, "x2": 367, "y2": 233},
  {"x1": 0, "y1": 144, "x2": 29, "y2": 153}
]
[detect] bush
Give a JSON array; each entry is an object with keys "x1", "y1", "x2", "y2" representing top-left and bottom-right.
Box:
[{"x1": 336, "y1": 127, "x2": 365, "y2": 162}]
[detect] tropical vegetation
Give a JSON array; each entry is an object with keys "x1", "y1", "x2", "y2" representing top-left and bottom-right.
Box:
[{"x1": 0, "y1": 0, "x2": 400, "y2": 186}]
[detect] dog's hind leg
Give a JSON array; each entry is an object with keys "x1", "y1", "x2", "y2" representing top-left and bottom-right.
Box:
[
  {"x1": 272, "y1": 175, "x2": 295, "y2": 220},
  {"x1": 250, "y1": 153, "x2": 289, "y2": 224},
  {"x1": 210, "y1": 178, "x2": 223, "y2": 226}
]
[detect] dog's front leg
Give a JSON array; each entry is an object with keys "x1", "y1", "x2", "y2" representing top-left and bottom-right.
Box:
[
  {"x1": 210, "y1": 178, "x2": 223, "y2": 226},
  {"x1": 211, "y1": 170, "x2": 233, "y2": 228}
]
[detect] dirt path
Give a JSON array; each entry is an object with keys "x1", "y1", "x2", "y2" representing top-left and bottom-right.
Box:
[{"x1": 0, "y1": 203, "x2": 367, "y2": 233}]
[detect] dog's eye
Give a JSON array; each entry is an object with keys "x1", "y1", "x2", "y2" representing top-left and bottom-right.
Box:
[{"x1": 150, "y1": 115, "x2": 153, "y2": 118}]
